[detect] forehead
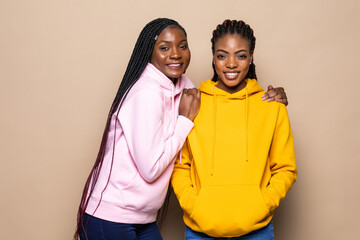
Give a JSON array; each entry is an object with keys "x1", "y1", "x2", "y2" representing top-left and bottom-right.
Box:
[
  {"x1": 214, "y1": 34, "x2": 250, "y2": 50},
  {"x1": 156, "y1": 26, "x2": 187, "y2": 42}
]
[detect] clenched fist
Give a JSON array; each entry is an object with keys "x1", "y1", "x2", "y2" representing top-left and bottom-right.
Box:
[{"x1": 179, "y1": 88, "x2": 201, "y2": 121}]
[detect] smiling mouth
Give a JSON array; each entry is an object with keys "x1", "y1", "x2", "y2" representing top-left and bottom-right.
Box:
[
  {"x1": 167, "y1": 63, "x2": 183, "y2": 69},
  {"x1": 224, "y1": 72, "x2": 240, "y2": 79}
]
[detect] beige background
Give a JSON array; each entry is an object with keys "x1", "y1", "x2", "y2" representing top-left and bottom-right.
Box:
[{"x1": 1, "y1": 0, "x2": 359, "y2": 239}]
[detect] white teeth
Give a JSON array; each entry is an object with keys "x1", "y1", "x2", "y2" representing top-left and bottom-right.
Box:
[
  {"x1": 168, "y1": 64, "x2": 181, "y2": 66},
  {"x1": 225, "y1": 72, "x2": 238, "y2": 76}
]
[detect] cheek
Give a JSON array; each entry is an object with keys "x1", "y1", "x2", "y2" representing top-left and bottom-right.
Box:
[
  {"x1": 214, "y1": 61, "x2": 223, "y2": 75},
  {"x1": 150, "y1": 55, "x2": 157, "y2": 66},
  {"x1": 150, "y1": 52, "x2": 165, "y2": 66},
  {"x1": 183, "y1": 51, "x2": 191, "y2": 65},
  {"x1": 242, "y1": 63, "x2": 250, "y2": 75}
]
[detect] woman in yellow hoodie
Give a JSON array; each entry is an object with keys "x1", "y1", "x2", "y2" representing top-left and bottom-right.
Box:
[{"x1": 171, "y1": 20, "x2": 297, "y2": 239}]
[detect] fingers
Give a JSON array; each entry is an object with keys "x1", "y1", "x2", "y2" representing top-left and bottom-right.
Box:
[
  {"x1": 262, "y1": 86, "x2": 288, "y2": 106},
  {"x1": 271, "y1": 87, "x2": 288, "y2": 106},
  {"x1": 196, "y1": 88, "x2": 201, "y2": 99},
  {"x1": 275, "y1": 98, "x2": 288, "y2": 106},
  {"x1": 262, "y1": 85, "x2": 273, "y2": 100},
  {"x1": 266, "y1": 87, "x2": 284, "y2": 98},
  {"x1": 183, "y1": 88, "x2": 200, "y2": 98},
  {"x1": 263, "y1": 87, "x2": 282, "y2": 98}
]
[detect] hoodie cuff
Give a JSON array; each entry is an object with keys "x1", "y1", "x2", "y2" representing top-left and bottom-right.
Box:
[{"x1": 175, "y1": 115, "x2": 194, "y2": 142}]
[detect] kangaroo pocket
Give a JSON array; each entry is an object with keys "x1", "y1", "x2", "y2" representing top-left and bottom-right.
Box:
[
  {"x1": 120, "y1": 170, "x2": 171, "y2": 212},
  {"x1": 190, "y1": 184, "x2": 270, "y2": 237}
]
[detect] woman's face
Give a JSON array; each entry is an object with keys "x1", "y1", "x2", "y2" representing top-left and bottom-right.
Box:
[
  {"x1": 150, "y1": 26, "x2": 191, "y2": 83},
  {"x1": 213, "y1": 34, "x2": 252, "y2": 94}
]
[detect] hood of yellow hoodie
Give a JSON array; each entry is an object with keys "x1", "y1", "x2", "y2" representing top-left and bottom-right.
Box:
[{"x1": 199, "y1": 78, "x2": 263, "y2": 98}]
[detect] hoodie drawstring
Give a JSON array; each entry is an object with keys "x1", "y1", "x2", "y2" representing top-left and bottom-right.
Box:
[
  {"x1": 170, "y1": 83, "x2": 175, "y2": 159},
  {"x1": 211, "y1": 87, "x2": 217, "y2": 176},
  {"x1": 245, "y1": 88, "x2": 249, "y2": 162}
]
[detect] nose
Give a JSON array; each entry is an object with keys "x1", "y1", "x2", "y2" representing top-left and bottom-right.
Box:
[
  {"x1": 226, "y1": 56, "x2": 237, "y2": 69},
  {"x1": 170, "y1": 47, "x2": 181, "y2": 59}
]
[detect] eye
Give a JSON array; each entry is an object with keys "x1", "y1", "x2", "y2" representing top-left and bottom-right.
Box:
[
  {"x1": 160, "y1": 46, "x2": 169, "y2": 51},
  {"x1": 216, "y1": 54, "x2": 226, "y2": 60},
  {"x1": 238, "y1": 54, "x2": 248, "y2": 59},
  {"x1": 180, "y1": 44, "x2": 188, "y2": 50}
]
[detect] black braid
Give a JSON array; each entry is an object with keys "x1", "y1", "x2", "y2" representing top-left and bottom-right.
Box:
[
  {"x1": 74, "y1": 18, "x2": 187, "y2": 240},
  {"x1": 211, "y1": 19, "x2": 257, "y2": 81}
]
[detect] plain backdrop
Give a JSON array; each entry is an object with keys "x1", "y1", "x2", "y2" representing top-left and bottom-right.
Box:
[{"x1": 1, "y1": 0, "x2": 360, "y2": 239}]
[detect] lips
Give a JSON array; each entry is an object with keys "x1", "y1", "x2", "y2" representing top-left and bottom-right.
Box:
[
  {"x1": 167, "y1": 63, "x2": 183, "y2": 69},
  {"x1": 224, "y1": 72, "x2": 240, "y2": 80}
]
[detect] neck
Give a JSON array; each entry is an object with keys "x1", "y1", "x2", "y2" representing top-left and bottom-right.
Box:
[
  {"x1": 216, "y1": 79, "x2": 247, "y2": 94},
  {"x1": 170, "y1": 77, "x2": 178, "y2": 85}
]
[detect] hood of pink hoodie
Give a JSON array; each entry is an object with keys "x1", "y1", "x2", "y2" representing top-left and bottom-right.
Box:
[{"x1": 141, "y1": 63, "x2": 192, "y2": 97}]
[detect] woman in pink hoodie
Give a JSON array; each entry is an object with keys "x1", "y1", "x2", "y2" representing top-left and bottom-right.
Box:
[{"x1": 74, "y1": 18, "x2": 287, "y2": 240}]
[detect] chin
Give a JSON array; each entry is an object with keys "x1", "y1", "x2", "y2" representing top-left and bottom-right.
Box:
[
  {"x1": 225, "y1": 80, "x2": 242, "y2": 87},
  {"x1": 167, "y1": 73, "x2": 183, "y2": 79}
]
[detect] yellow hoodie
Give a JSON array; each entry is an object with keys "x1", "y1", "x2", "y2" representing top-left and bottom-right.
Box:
[{"x1": 171, "y1": 79, "x2": 297, "y2": 237}]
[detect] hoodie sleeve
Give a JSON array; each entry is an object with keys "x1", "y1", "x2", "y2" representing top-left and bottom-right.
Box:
[
  {"x1": 171, "y1": 139, "x2": 198, "y2": 217},
  {"x1": 263, "y1": 104, "x2": 297, "y2": 211},
  {"x1": 120, "y1": 89, "x2": 194, "y2": 183}
]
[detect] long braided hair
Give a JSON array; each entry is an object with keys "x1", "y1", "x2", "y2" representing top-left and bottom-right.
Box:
[
  {"x1": 211, "y1": 19, "x2": 257, "y2": 81},
  {"x1": 74, "y1": 18, "x2": 187, "y2": 240}
]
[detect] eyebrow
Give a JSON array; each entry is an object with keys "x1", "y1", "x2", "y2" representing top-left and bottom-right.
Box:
[
  {"x1": 216, "y1": 49, "x2": 248, "y2": 54},
  {"x1": 155, "y1": 39, "x2": 188, "y2": 45}
]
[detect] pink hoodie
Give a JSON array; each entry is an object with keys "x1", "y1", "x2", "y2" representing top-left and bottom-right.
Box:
[{"x1": 85, "y1": 63, "x2": 195, "y2": 223}]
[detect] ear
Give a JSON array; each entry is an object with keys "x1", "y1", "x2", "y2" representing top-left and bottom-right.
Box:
[{"x1": 250, "y1": 52, "x2": 254, "y2": 62}]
